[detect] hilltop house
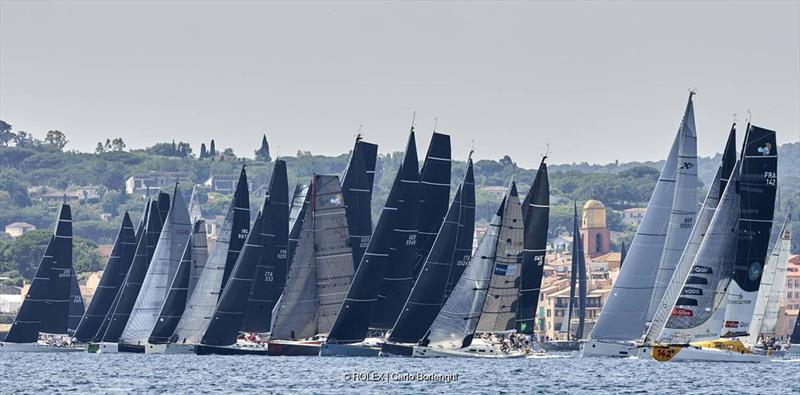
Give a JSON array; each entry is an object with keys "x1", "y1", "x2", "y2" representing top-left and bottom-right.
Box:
[
  {"x1": 125, "y1": 171, "x2": 190, "y2": 195},
  {"x1": 4, "y1": 222, "x2": 36, "y2": 238}
]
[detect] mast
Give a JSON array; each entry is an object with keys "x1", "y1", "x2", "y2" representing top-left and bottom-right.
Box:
[
  {"x1": 516, "y1": 156, "x2": 549, "y2": 335},
  {"x1": 242, "y1": 159, "x2": 288, "y2": 332},
  {"x1": 5, "y1": 204, "x2": 73, "y2": 343},
  {"x1": 388, "y1": 152, "x2": 472, "y2": 344},
  {"x1": 73, "y1": 213, "x2": 136, "y2": 342},
  {"x1": 327, "y1": 130, "x2": 419, "y2": 344}
]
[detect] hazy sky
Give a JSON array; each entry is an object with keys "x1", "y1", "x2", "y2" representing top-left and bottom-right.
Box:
[{"x1": 1, "y1": 1, "x2": 798, "y2": 168}]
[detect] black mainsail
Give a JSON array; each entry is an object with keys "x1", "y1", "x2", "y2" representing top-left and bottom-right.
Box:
[
  {"x1": 341, "y1": 137, "x2": 379, "y2": 270},
  {"x1": 368, "y1": 132, "x2": 422, "y2": 330},
  {"x1": 412, "y1": 132, "x2": 452, "y2": 277},
  {"x1": 444, "y1": 157, "x2": 476, "y2": 300},
  {"x1": 791, "y1": 312, "x2": 800, "y2": 344},
  {"x1": 242, "y1": 159, "x2": 288, "y2": 333},
  {"x1": 68, "y1": 272, "x2": 85, "y2": 336},
  {"x1": 327, "y1": 130, "x2": 419, "y2": 343},
  {"x1": 100, "y1": 200, "x2": 163, "y2": 343},
  {"x1": 220, "y1": 168, "x2": 251, "y2": 294},
  {"x1": 202, "y1": 210, "x2": 267, "y2": 346},
  {"x1": 516, "y1": 158, "x2": 550, "y2": 334},
  {"x1": 73, "y1": 213, "x2": 137, "y2": 342},
  {"x1": 388, "y1": 159, "x2": 470, "y2": 344},
  {"x1": 5, "y1": 204, "x2": 74, "y2": 343},
  {"x1": 566, "y1": 202, "x2": 586, "y2": 339}
]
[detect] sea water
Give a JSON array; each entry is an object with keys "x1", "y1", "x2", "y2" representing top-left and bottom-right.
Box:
[{"x1": 0, "y1": 352, "x2": 797, "y2": 393}]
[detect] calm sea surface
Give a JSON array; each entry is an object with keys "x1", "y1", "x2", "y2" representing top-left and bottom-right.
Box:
[{"x1": 0, "y1": 352, "x2": 797, "y2": 394}]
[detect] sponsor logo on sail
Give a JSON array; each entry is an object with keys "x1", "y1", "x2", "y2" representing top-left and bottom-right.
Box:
[
  {"x1": 671, "y1": 307, "x2": 693, "y2": 317},
  {"x1": 757, "y1": 142, "x2": 772, "y2": 156},
  {"x1": 692, "y1": 266, "x2": 713, "y2": 274}
]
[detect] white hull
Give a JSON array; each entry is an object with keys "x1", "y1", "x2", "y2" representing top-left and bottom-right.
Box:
[
  {"x1": 581, "y1": 339, "x2": 635, "y2": 358},
  {"x1": 0, "y1": 342, "x2": 85, "y2": 353},
  {"x1": 98, "y1": 342, "x2": 119, "y2": 353},
  {"x1": 637, "y1": 346, "x2": 769, "y2": 363},
  {"x1": 145, "y1": 343, "x2": 167, "y2": 354}
]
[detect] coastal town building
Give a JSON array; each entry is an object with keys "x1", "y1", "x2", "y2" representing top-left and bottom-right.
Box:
[
  {"x1": 4, "y1": 221, "x2": 36, "y2": 238},
  {"x1": 621, "y1": 207, "x2": 646, "y2": 227},
  {"x1": 580, "y1": 197, "x2": 611, "y2": 258},
  {"x1": 125, "y1": 172, "x2": 190, "y2": 195}
]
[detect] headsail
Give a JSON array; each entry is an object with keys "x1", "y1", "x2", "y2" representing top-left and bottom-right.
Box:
[
  {"x1": 516, "y1": 157, "x2": 549, "y2": 334},
  {"x1": 327, "y1": 130, "x2": 419, "y2": 343},
  {"x1": 423, "y1": 185, "x2": 512, "y2": 349},
  {"x1": 148, "y1": 223, "x2": 196, "y2": 344},
  {"x1": 73, "y1": 213, "x2": 137, "y2": 342},
  {"x1": 6, "y1": 204, "x2": 74, "y2": 343},
  {"x1": 747, "y1": 214, "x2": 792, "y2": 345},
  {"x1": 476, "y1": 182, "x2": 524, "y2": 333},
  {"x1": 287, "y1": 183, "x2": 311, "y2": 268},
  {"x1": 122, "y1": 187, "x2": 192, "y2": 345},
  {"x1": 721, "y1": 125, "x2": 778, "y2": 338},
  {"x1": 645, "y1": 126, "x2": 736, "y2": 344}
]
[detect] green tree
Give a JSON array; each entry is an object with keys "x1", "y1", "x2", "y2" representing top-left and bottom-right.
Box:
[
  {"x1": 111, "y1": 138, "x2": 126, "y2": 151},
  {"x1": 44, "y1": 130, "x2": 69, "y2": 150},
  {"x1": 210, "y1": 140, "x2": 216, "y2": 157},
  {"x1": 0, "y1": 120, "x2": 14, "y2": 147},
  {"x1": 0, "y1": 168, "x2": 31, "y2": 207},
  {"x1": 95, "y1": 142, "x2": 106, "y2": 154}
]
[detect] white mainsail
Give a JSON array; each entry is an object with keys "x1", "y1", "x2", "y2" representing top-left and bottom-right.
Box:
[
  {"x1": 589, "y1": 131, "x2": 679, "y2": 343},
  {"x1": 746, "y1": 215, "x2": 792, "y2": 345},
  {"x1": 120, "y1": 188, "x2": 191, "y2": 345},
  {"x1": 425, "y1": 184, "x2": 517, "y2": 350},
  {"x1": 646, "y1": 95, "x2": 698, "y2": 323}
]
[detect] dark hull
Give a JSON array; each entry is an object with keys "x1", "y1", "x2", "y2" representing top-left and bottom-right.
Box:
[
  {"x1": 541, "y1": 341, "x2": 581, "y2": 352},
  {"x1": 118, "y1": 343, "x2": 145, "y2": 353},
  {"x1": 379, "y1": 342, "x2": 413, "y2": 357},
  {"x1": 267, "y1": 341, "x2": 321, "y2": 356},
  {"x1": 195, "y1": 344, "x2": 269, "y2": 356}
]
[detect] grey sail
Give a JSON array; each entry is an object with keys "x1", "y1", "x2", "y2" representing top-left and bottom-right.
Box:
[
  {"x1": 646, "y1": 93, "x2": 698, "y2": 323},
  {"x1": 589, "y1": 129, "x2": 679, "y2": 342},
  {"x1": 424, "y1": 185, "x2": 514, "y2": 349},
  {"x1": 270, "y1": 198, "x2": 317, "y2": 339},
  {"x1": 187, "y1": 221, "x2": 209, "y2": 299},
  {"x1": 189, "y1": 186, "x2": 203, "y2": 224},
  {"x1": 476, "y1": 183, "x2": 524, "y2": 333},
  {"x1": 759, "y1": 215, "x2": 792, "y2": 336},
  {"x1": 171, "y1": 175, "x2": 249, "y2": 345},
  {"x1": 658, "y1": 162, "x2": 741, "y2": 343},
  {"x1": 121, "y1": 187, "x2": 192, "y2": 345},
  {"x1": 271, "y1": 175, "x2": 354, "y2": 339}
]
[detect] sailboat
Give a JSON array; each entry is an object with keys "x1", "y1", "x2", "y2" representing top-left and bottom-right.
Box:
[
  {"x1": 164, "y1": 167, "x2": 250, "y2": 353},
  {"x1": 1, "y1": 204, "x2": 83, "y2": 352},
  {"x1": 68, "y1": 271, "x2": 85, "y2": 336},
  {"x1": 242, "y1": 159, "x2": 289, "y2": 334},
  {"x1": 146, "y1": 219, "x2": 208, "y2": 352},
  {"x1": 639, "y1": 124, "x2": 778, "y2": 362},
  {"x1": 412, "y1": 182, "x2": 525, "y2": 358},
  {"x1": 320, "y1": 130, "x2": 420, "y2": 357},
  {"x1": 545, "y1": 201, "x2": 586, "y2": 352},
  {"x1": 94, "y1": 199, "x2": 164, "y2": 353},
  {"x1": 73, "y1": 213, "x2": 137, "y2": 343},
  {"x1": 380, "y1": 155, "x2": 474, "y2": 356},
  {"x1": 268, "y1": 175, "x2": 355, "y2": 356},
  {"x1": 120, "y1": 186, "x2": 192, "y2": 352},
  {"x1": 584, "y1": 93, "x2": 696, "y2": 357},
  {"x1": 788, "y1": 310, "x2": 800, "y2": 355},
  {"x1": 747, "y1": 214, "x2": 792, "y2": 355}
]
